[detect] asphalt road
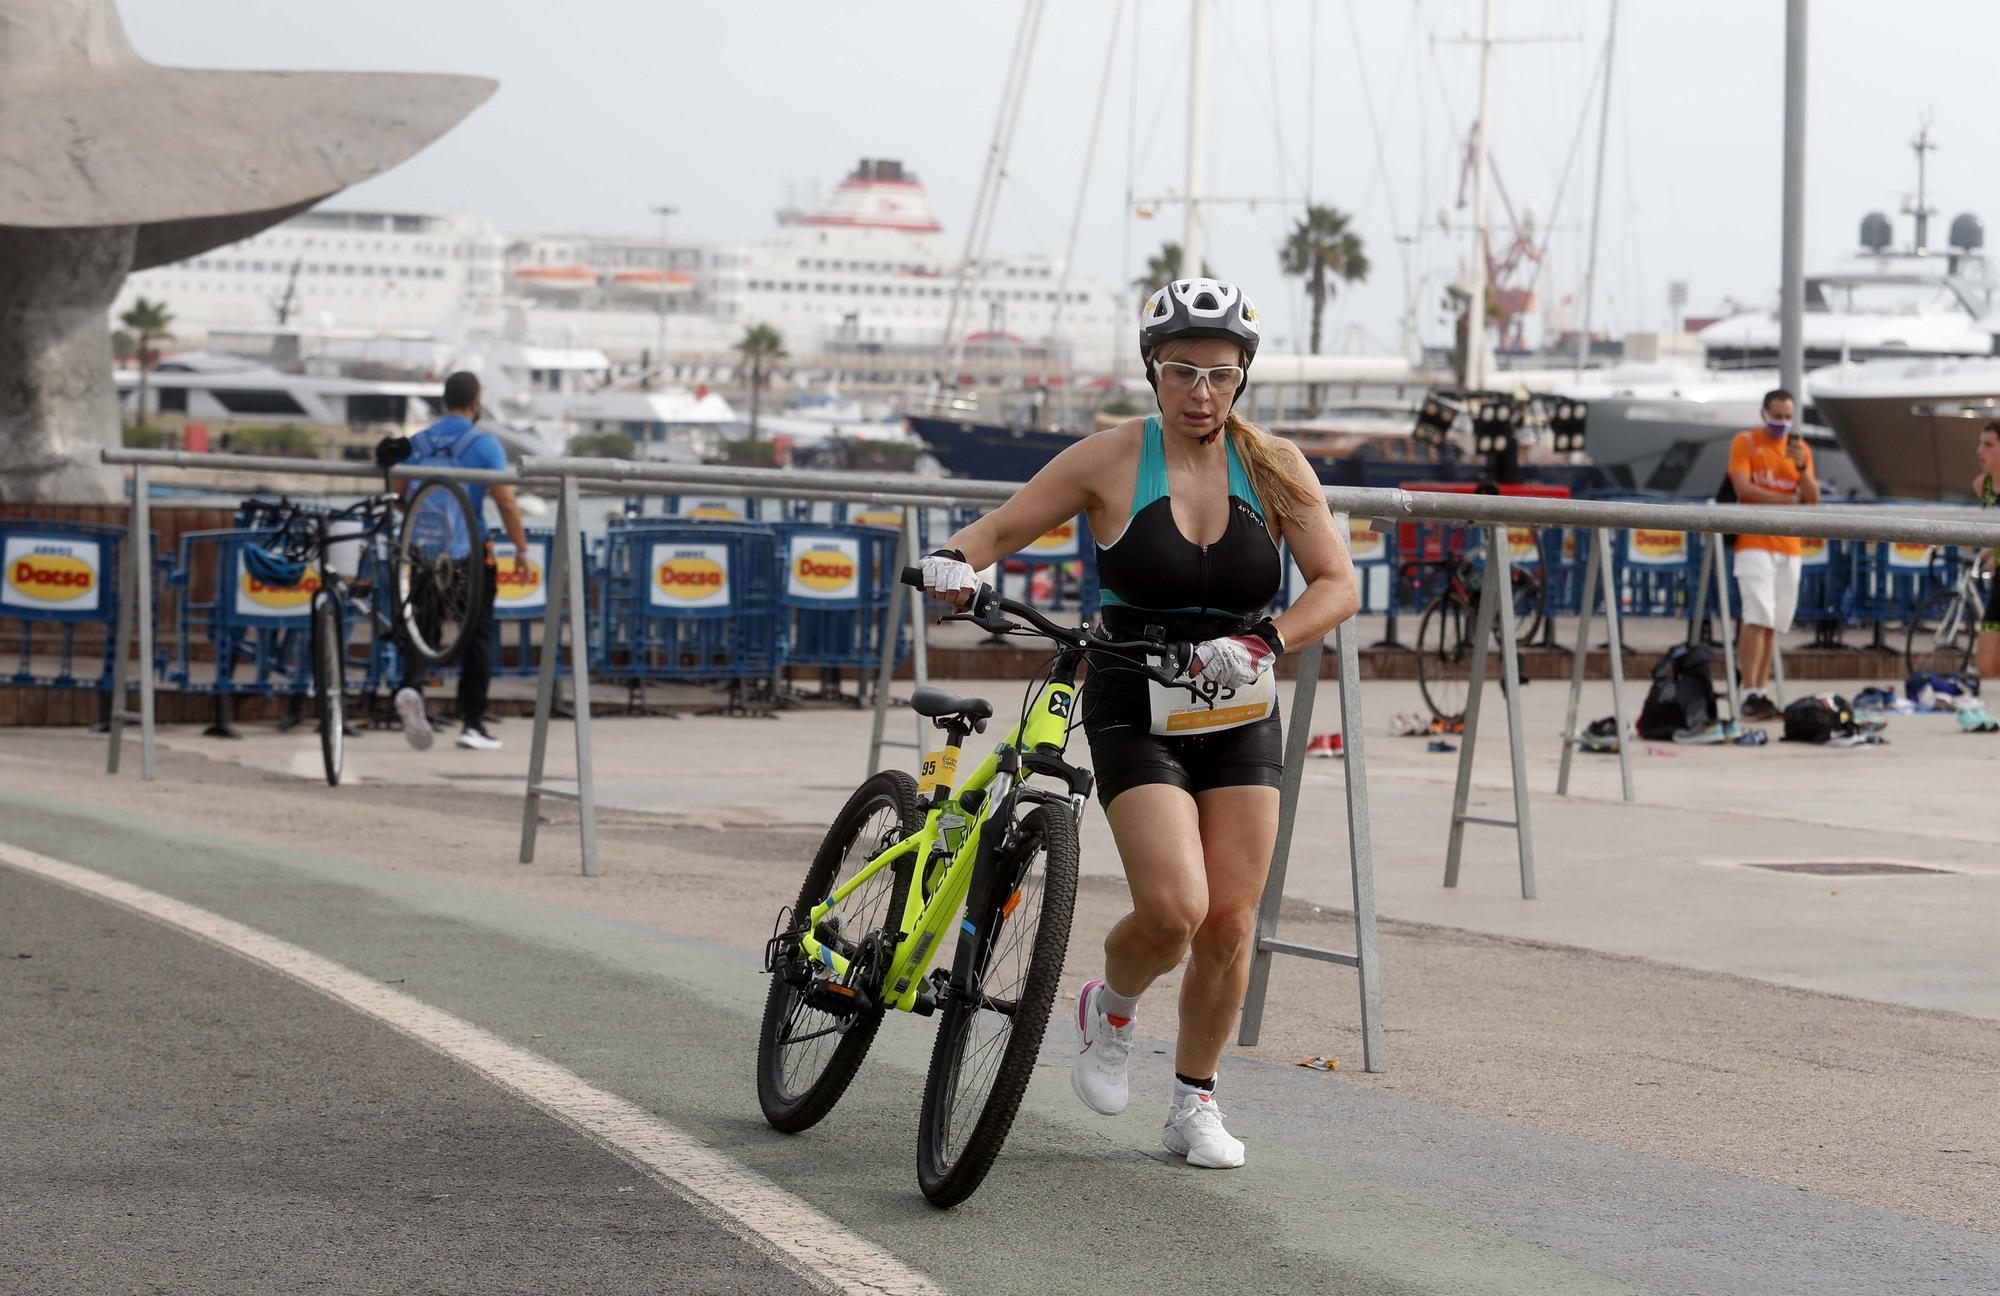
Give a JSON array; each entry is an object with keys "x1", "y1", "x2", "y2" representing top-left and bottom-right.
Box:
[
  {"x1": 0, "y1": 866, "x2": 818, "y2": 1296},
  {"x1": 3, "y1": 767, "x2": 1998, "y2": 1294}
]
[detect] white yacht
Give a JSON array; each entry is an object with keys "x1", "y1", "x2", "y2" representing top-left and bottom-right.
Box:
[{"x1": 1806, "y1": 356, "x2": 2000, "y2": 500}]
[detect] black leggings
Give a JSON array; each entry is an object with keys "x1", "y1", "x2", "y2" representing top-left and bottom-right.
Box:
[{"x1": 401, "y1": 561, "x2": 495, "y2": 725}]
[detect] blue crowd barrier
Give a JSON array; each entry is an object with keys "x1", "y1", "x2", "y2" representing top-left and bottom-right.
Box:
[
  {"x1": 996, "y1": 515, "x2": 1098, "y2": 616},
  {"x1": 597, "y1": 522, "x2": 785, "y2": 689},
  {"x1": 772, "y1": 522, "x2": 908, "y2": 686},
  {"x1": 1, "y1": 518, "x2": 134, "y2": 690},
  {"x1": 487, "y1": 528, "x2": 566, "y2": 679},
  {"x1": 168, "y1": 529, "x2": 313, "y2": 698}
]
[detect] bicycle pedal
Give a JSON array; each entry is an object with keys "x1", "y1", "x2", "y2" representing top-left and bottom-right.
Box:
[
  {"x1": 910, "y1": 968, "x2": 952, "y2": 1017},
  {"x1": 806, "y1": 978, "x2": 873, "y2": 1016}
]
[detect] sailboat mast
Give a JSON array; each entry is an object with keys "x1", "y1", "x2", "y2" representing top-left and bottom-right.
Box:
[
  {"x1": 1576, "y1": 0, "x2": 1618, "y2": 370},
  {"x1": 1183, "y1": 0, "x2": 1209, "y2": 278},
  {"x1": 1466, "y1": 0, "x2": 1495, "y2": 391}
]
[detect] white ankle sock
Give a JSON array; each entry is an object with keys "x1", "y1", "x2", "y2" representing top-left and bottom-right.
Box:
[
  {"x1": 1172, "y1": 1075, "x2": 1216, "y2": 1106},
  {"x1": 1097, "y1": 981, "x2": 1140, "y2": 1022}
]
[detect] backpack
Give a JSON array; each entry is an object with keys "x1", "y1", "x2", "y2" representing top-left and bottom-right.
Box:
[
  {"x1": 1637, "y1": 643, "x2": 1718, "y2": 740},
  {"x1": 1782, "y1": 693, "x2": 1857, "y2": 744}
]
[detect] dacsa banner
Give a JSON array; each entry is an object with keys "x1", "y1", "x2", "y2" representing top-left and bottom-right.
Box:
[
  {"x1": 1507, "y1": 527, "x2": 1541, "y2": 567},
  {"x1": 1346, "y1": 522, "x2": 1386, "y2": 563},
  {"x1": 787, "y1": 534, "x2": 863, "y2": 603},
  {"x1": 1887, "y1": 542, "x2": 1932, "y2": 570},
  {"x1": 492, "y1": 539, "x2": 549, "y2": 613},
  {"x1": 851, "y1": 509, "x2": 903, "y2": 529},
  {"x1": 679, "y1": 496, "x2": 748, "y2": 522},
  {"x1": 233, "y1": 551, "x2": 319, "y2": 621},
  {"x1": 1798, "y1": 534, "x2": 1830, "y2": 568},
  {"x1": 1021, "y1": 517, "x2": 1080, "y2": 559},
  {"x1": 649, "y1": 542, "x2": 731, "y2": 609},
  {"x1": 3, "y1": 535, "x2": 103, "y2": 615},
  {"x1": 1626, "y1": 528, "x2": 1689, "y2": 566}
]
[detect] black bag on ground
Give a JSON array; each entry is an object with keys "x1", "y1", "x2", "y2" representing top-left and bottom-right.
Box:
[
  {"x1": 1781, "y1": 694, "x2": 1857, "y2": 744},
  {"x1": 1637, "y1": 643, "x2": 1718, "y2": 740}
]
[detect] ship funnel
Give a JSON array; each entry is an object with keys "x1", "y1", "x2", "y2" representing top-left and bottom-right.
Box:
[
  {"x1": 1859, "y1": 211, "x2": 1894, "y2": 252},
  {"x1": 1949, "y1": 213, "x2": 1984, "y2": 251}
]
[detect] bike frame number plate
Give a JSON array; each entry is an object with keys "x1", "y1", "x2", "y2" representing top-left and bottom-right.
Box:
[{"x1": 917, "y1": 748, "x2": 959, "y2": 795}]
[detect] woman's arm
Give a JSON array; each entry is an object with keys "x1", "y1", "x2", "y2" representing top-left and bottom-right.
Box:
[
  {"x1": 1268, "y1": 440, "x2": 1360, "y2": 650},
  {"x1": 939, "y1": 426, "x2": 1130, "y2": 568}
]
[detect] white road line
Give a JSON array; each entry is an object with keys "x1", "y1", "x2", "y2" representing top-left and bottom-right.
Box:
[{"x1": 0, "y1": 842, "x2": 941, "y2": 1296}]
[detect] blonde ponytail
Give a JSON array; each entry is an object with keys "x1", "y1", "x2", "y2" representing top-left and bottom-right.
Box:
[{"x1": 1224, "y1": 411, "x2": 1321, "y2": 532}]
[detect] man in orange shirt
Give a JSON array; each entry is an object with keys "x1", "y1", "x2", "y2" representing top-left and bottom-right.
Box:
[{"x1": 1728, "y1": 388, "x2": 1819, "y2": 720}]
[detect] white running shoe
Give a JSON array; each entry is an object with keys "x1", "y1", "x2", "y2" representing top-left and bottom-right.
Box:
[
  {"x1": 1070, "y1": 978, "x2": 1136, "y2": 1115},
  {"x1": 456, "y1": 727, "x2": 501, "y2": 751},
  {"x1": 394, "y1": 687, "x2": 433, "y2": 751},
  {"x1": 1161, "y1": 1090, "x2": 1246, "y2": 1169}
]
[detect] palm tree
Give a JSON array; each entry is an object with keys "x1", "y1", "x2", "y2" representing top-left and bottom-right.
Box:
[
  {"x1": 119, "y1": 297, "x2": 174, "y2": 430},
  {"x1": 1278, "y1": 206, "x2": 1370, "y2": 411},
  {"x1": 1133, "y1": 242, "x2": 1214, "y2": 295},
  {"x1": 736, "y1": 324, "x2": 787, "y2": 442}
]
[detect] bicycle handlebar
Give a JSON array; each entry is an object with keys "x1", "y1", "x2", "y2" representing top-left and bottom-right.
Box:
[{"x1": 899, "y1": 566, "x2": 1193, "y2": 684}]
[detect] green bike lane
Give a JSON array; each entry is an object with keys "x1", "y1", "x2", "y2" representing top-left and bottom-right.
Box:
[{"x1": 5, "y1": 787, "x2": 1996, "y2": 1296}]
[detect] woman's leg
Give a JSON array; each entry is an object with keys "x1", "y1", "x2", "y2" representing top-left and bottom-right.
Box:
[
  {"x1": 1175, "y1": 784, "x2": 1281, "y2": 1079},
  {"x1": 1101, "y1": 783, "x2": 1210, "y2": 1000}
]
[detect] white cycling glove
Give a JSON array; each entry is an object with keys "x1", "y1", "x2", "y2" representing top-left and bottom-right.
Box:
[
  {"x1": 921, "y1": 549, "x2": 977, "y2": 602},
  {"x1": 1187, "y1": 620, "x2": 1283, "y2": 690}
]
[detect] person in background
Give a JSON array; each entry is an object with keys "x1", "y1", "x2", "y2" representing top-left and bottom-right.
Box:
[
  {"x1": 393, "y1": 371, "x2": 528, "y2": 752},
  {"x1": 1727, "y1": 388, "x2": 1817, "y2": 721}
]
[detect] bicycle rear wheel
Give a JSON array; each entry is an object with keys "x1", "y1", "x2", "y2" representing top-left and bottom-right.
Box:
[
  {"x1": 757, "y1": 770, "x2": 921, "y2": 1134},
  {"x1": 916, "y1": 804, "x2": 1078, "y2": 1208},
  {"x1": 310, "y1": 590, "x2": 344, "y2": 787},
  {"x1": 1906, "y1": 587, "x2": 1975, "y2": 677},
  {"x1": 393, "y1": 479, "x2": 489, "y2": 669}
]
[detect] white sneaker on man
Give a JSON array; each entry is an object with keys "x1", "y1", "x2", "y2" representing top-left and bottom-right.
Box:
[
  {"x1": 394, "y1": 687, "x2": 433, "y2": 751},
  {"x1": 1161, "y1": 1089, "x2": 1246, "y2": 1168},
  {"x1": 456, "y1": 727, "x2": 501, "y2": 751},
  {"x1": 1070, "y1": 978, "x2": 1136, "y2": 1115}
]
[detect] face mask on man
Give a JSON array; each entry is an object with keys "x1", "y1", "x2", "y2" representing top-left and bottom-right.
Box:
[{"x1": 1763, "y1": 417, "x2": 1791, "y2": 437}]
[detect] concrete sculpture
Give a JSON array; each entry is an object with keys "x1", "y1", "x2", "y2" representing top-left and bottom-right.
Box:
[{"x1": 0, "y1": 0, "x2": 496, "y2": 501}]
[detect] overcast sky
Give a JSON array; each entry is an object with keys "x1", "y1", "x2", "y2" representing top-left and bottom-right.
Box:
[{"x1": 123, "y1": 1, "x2": 2000, "y2": 355}]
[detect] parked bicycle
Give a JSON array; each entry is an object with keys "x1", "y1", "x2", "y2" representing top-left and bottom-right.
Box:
[
  {"x1": 1906, "y1": 547, "x2": 1990, "y2": 678},
  {"x1": 239, "y1": 472, "x2": 489, "y2": 785},
  {"x1": 1404, "y1": 531, "x2": 1548, "y2": 724},
  {"x1": 758, "y1": 571, "x2": 1189, "y2": 1207}
]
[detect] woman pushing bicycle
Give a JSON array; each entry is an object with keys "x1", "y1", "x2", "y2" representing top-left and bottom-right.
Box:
[{"x1": 921, "y1": 278, "x2": 1360, "y2": 1168}]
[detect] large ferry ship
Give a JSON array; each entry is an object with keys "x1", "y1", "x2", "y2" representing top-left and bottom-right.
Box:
[{"x1": 114, "y1": 159, "x2": 1127, "y2": 386}]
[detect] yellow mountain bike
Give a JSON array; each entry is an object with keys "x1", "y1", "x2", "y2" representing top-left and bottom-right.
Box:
[{"x1": 757, "y1": 572, "x2": 1187, "y2": 1207}]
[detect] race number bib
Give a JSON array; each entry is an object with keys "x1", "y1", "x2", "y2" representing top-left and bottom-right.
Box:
[{"x1": 1147, "y1": 668, "x2": 1278, "y2": 736}]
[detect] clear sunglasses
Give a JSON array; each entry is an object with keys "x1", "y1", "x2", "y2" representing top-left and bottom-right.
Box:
[{"x1": 1152, "y1": 360, "x2": 1245, "y2": 393}]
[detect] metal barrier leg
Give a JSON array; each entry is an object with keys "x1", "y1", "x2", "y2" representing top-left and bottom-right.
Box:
[
  {"x1": 1602, "y1": 528, "x2": 1635, "y2": 802},
  {"x1": 1556, "y1": 528, "x2": 1602, "y2": 797},
  {"x1": 1490, "y1": 526, "x2": 1536, "y2": 898},
  {"x1": 903, "y1": 510, "x2": 930, "y2": 756},
  {"x1": 106, "y1": 485, "x2": 135, "y2": 775},
  {"x1": 866, "y1": 516, "x2": 913, "y2": 777},
  {"x1": 1689, "y1": 532, "x2": 1714, "y2": 645},
  {"x1": 1711, "y1": 534, "x2": 1743, "y2": 725},
  {"x1": 561, "y1": 477, "x2": 599, "y2": 876},
  {"x1": 1445, "y1": 527, "x2": 1535, "y2": 897},
  {"x1": 1444, "y1": 539, "x2": 1499, "y2": 889},
  {"x1": 1337, "y1": 615, "x2": 1386, "y2": 1072},
  {"x1": 1238, "y1": 637, "x2": 1322, "y2": 1047},
  {"x1": 519, "y1": 484, "x2": 571, "y2": 867},
  {"x1": 1771, "y1": 639, "x2": 1788, "y2": 707}
]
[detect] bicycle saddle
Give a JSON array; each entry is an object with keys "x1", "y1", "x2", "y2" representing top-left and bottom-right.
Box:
[{"x1": 909, "y1": 685, "x2": 993, "y2": 723}]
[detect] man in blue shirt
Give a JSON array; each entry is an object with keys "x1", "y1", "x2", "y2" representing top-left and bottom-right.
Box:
[{"x1": 394, "y1": 371, "x2": 529, "y2": 752}]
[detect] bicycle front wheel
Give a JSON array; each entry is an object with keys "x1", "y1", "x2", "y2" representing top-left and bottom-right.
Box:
[
  {"x1": 394, "y1": 479, "x2": 489, "y2": 669},
  {"x1": 757, "y1": 770, "x2": 921, "y2": 1134},
  {"x1": 1906, "y1": 587, "x2": 1975, "y2": 677},
  {"x1": 311, "y1": 590, "x2": 345, "y2": 787},
  {"x1": 916, "y1": 804, "x2": 1078, "y2": 1208}
]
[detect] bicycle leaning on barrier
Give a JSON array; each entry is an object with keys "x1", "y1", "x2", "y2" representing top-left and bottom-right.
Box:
[
  {"x1": 757, "y1": 573, "x2": 1188, "y2": 1207},
  {"x1": 237, "y1": 470, "x2": 489, "y2": 786},
  {"x1": 1404, "y1": 531, "x2": 1547, "y2": 724}
]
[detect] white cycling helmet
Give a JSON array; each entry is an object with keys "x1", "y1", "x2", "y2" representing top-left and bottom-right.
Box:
[{"x1": 1138, "y1": 277, "x2": 1262, "y2": 369}]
